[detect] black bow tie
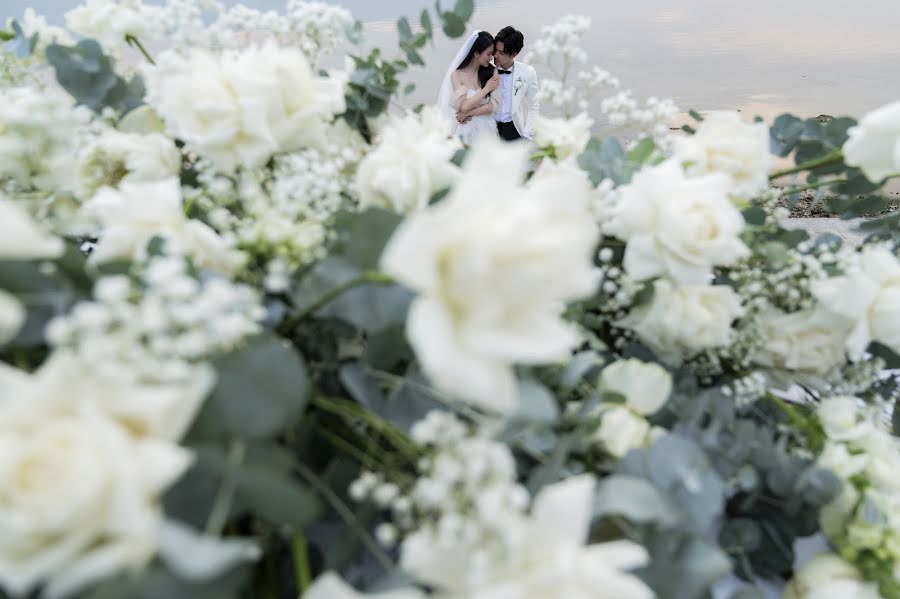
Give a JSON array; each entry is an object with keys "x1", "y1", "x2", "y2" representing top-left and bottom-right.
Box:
[{"x1": 498, "y1": 69, "x2": 513, "y2": 75}]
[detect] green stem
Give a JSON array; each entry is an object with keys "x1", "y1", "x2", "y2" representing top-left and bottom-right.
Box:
[
  {"x1": 294, "y1": 461, "x2": 395, "y2": 572},
  {"x1": 777, "y1": 178, "x2": 849, "y2": 196},
  {"x1": 205, "y1": 440, "x2": 245, "y2": 536},
  {"x1": 277, "y1": 270, "x2": 393, "y2": 334},
  {"x1": 291, "y1": 530, "x2": 312, "y2": 593},
  {"x1": 312, "y1": 394, "x2": 420, "y2": 459},
  {"x1": 769, "y1": 150, "x2": 843, "y2": 180},
  {"x1": 125, "y1": 34, "x2": 156, "y2": 65}
]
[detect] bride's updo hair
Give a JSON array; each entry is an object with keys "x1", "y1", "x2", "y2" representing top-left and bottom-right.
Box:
[{"x1": 456, "y1": 31, "x2": 496, "y2": 90}]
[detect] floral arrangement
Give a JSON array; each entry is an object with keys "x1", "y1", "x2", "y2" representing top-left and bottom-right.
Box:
[{"x1": 2, "y1": 1, "x2": 900, "y2": 598}]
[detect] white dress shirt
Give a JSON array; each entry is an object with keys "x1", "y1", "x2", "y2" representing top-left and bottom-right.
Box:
[{"x1": 494, "y1": 63, "x2": 515, "y2": 123}]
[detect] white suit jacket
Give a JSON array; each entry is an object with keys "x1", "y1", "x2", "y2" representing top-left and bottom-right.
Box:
[{"x1": 503, "y1": 61, "x2": 540, "y2": 140}]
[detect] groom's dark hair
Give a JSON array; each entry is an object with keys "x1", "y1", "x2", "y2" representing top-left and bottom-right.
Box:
[{"x1": 495, "y1": 26, "x2": 524, "y2": 55}]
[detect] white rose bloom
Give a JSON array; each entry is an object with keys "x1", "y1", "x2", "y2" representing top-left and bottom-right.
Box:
[
  {"x1": 817, "y1": 397, "x2": 870, "y2": 442},
  {"x1": 0, "y1": 291, "x2": 25, "y2": 346},
  {"x1": 0, "y1": 355, "x2": 193, "y2": 598},
  {"x1": 86, "y1": 178, "x2": 238, "y2": 273},
  {"x1": 812, "y1": 245, "x2": 900, "y2": 359},
  {"x1": 600, "y1": 358, "x2": 673, "y2": 415},
  {"x1": 303, "y1": 572, "x2": 424, "y2": 599},
  {"x1": 356, "y1": 107, "x2": 460, "y2": 214},
  {"x1": 611, "y1": 159, "x2": 748, "y2": 284},
  {"x1": 469, "y1": 475, "x2": 655, "y2": 599},
  {"x1": 842, "y1": 101, "x2": 900, "y2": 183},
  {"x1": 818, "y1": 443, "x2": 870, "y2": 480},
  {"x1": 533, "y1": 112, "x2": 594, "y2": 160},
  {"x1": 783, "y1": 553, "x2": 880, "y2": 599},
  {"x1": 619, "y1": 280, "x2": 744, "y2": 365},
  {"x1": 65, "y1": 0, "x2": 160, "y2": 57},
  {"x1": 0, "y1": 198, "x2": 63, "y2": 259},
  {"x1": 76, "y1": 130, "x2": 181, "y2": 199},
  {"x1": 145, "y1": 43, "x2": 344, "y2": 172},
  {"x1": 381, "y1": 137, "x2": 599, "y2": 413},
  {"x1": 752, "y1": 306, "x2": 849, "y2": 374},
  {"x1": 673, "y1": 111, "x2": 772, "y2": 201},
  {"x1": 595, "y1": 406, "x2": 653, "y2": 458}
]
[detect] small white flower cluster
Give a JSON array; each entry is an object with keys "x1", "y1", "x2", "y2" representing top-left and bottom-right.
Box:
[
  {"x1": 529, "y1": 15, "x2": 591, "y2": 67},
  {"x1": 47, "y1": 255, "x2": 265, "y2": 385},
  {"x1": 284, "y1": 0, "x2": 354, "y2": 65},
  {"x1": 351, "y1": 411, "x2": 530, "y2": 589},
  {"x1": 719, "y1": 371, "x2": 768, "y2": 407},
  {"x1": 785, "y1": 553, "x2": 881, "y2": 599},
  {"x1": 192, "y1": 135, "x2": 361, "y2": 290},
  {"x1": 65, "y1": 0, "x2": 162, "y2": 58},
  {"x1": 816, "y1": 397, "x2": 900, "y2": 583},
  {"x1": 732, "y1": 242, "x2": 836, "y2": 314},
  {"x1": 600, "y1": 91, "x2": 680, "y2": 141},
  {"x1": 0, "y1": 85, "x2": 92, "y2": 195}
]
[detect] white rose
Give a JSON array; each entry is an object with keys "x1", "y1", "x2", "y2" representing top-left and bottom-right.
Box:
[
  {"x1": 784, "y1": 553, "x2": 880, "y2": 599},
  {"x1": 817, "y1": 397, "x2": 869, "y2": 442},
  {"x1": 619, "y1": 279, "x2": 744, "y2": 365},
  {"x1": 303, "y1": 572, "x2": 424, "y2": 599},
  {"x1": 842, "y1": 100, "x2": 900, "y2": 183},
  {"x1": 0, "y1": 356, "x2": 193, "y2": 598},
  {"x1": 381, "y1": 137, "x2": 599, "y2": 413},
  {"x1": 76, "y1": 130, "x2": 181, "y2": 200},
  {"x1": 145, "y1": 44, "x2": 343, "y2": 172},
  {"x1": 600, "y1": 358, "x2": 672, "y2": 415},
  {"x1": 533, "y1": 112, "x2": 593, "y2": 160},
  {"x1": 596, "y1": 406, "x2": 652, "y2": 458},
  {"x1": 0, "y1": 291, "x2": 25, "y2": 347},
  {"x1": 0, "y1": 198, "x2": 63, "y2": 259},
  {"x1": 611, "y1": 159, "x2": 748, "y2": 284},
  {"x1": 472, "y1": 475, "x2": 655, "y2": 599},
  {"x1": 65, "y1": 0, "x2": 160, "y2": 57},
  {"x1": 673, "y1": 111, "x2": 772, "y2": 201},
  {"x1": 752, "y1": 307, "x2": 849, "y2": 374},
  {"x1": 86, "y1": 178, "x2": 238, "y2": 273},
  {"x1": 33, "y1": 352, "x2": 214, "y2": 441},
  {"x1": 356, "y1": 108, "x2": 460, "y2": 214},
  {"x1": 818, "y1": 443, "x2": 870, "y2": 480},
  {"x1": 812, "y1": 245, "x2": 900, "y2": 359}
]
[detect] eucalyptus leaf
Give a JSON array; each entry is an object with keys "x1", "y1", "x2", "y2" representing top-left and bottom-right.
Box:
[
  {"x1": 235, "y1": 465, "x2": 322, "y2": 527},
  {"x1": 5, "y1": 20, "x2": 38, "y2": 58},
  {"x1": 593, "y1": 474, "x2": 678, "y2": 525},
  {"x1": 515, "y1": 378, "x2": 560, "y2": 423},
  {"x1": 439, "y1": 11, "x2": 466, "y2": 37},
  {"x1": 195, "y1": 334, "x2": 310, "y2": 440}
]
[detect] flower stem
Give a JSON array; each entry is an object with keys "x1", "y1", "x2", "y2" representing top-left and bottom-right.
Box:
[
  {"x1": 205, "y1": 439, "x2": 245, "y2": 536},
  {"x1": 294, "y1": 461, "x2": 395, "y2": 572},
  {"x1": 769, "y1": 150, "x2": 843, "y2": 180},
  {"x1": 277, "y1": 270, "x2": 393, "y2": 334},
  {"x1": 125, "y1": 34, "x2": 156, "y2": 65},
  {"x1": 291, "y1": 530, "x2": 312, "y2": 593}
]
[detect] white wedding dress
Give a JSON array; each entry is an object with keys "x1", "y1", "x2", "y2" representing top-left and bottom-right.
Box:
[{"x1": 450, "y1": 86, "x2": 499, "y2": 145}]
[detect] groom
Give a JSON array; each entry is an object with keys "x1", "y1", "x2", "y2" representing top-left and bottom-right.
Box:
[{"x1": 492, "y1": 26, "x2": 539, "y2": 142}]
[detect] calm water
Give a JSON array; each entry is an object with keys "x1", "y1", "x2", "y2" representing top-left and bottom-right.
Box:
[{"x1": 7, "y1": 0, "x2": 900, "y2": 123}]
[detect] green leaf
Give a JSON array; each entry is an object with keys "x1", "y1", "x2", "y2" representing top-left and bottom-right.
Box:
[
  {"x1": 515, "y1": 378, "x2": 560, "y2": 423},
  {"x1": 688, "y1": 109, "x2": 704, "y2": 122},
  {"x1": 593, "y1": 474, "x2": 678, "y2": 525},
  {"x1": 741, "y1": 206, "x2": 767, "y2": 226},
  {"x1": 420, "y1": 9, "x2": 433, "y2": 39},
  {"x1": 627, "y1": 137, "x2": 656, "y2": 165},
  {"x1": 46, "y1": 39, "x2": 145, "y2": 115},
  {"x1": 381, "y1": 373, "x2": 444, "y2": 432},
  {"x1": 440, "y1": 11, "x2": 466, "y2": 37},
  {"x1": 5, "y1": 20, "x2": 38, "y2": 58},
  {"x1": 236, "y1": 465, "x2": 322, "y2": 527},
  {"x1": 83, "y1": 562, "x2": 251, "y2": 599},
  {"x1": 345, "y1": 21, "x2": 363, "y2": 44},
  {"x1": 769, "y1": 114, "x2": 805, "y2": 157},
  {"x1": 318, "y1": 283, "x2": 413, "y2": 334},
  {"x1": 823, "y1": 116, "x2": 856, "y2": 148},
  {"x1": 405, "y1": 47, "x2": 424, "y2": 66},
  {"x1": 578, "y1": 136, "x2": 634, "y2": 186},
  {"x1": 332, "y1": 208, "x2": 403, "y2": 270},
  {"x1": 397, "y1": 17, "x2": 413, "y2": 43},
  {"x1": 403, "y1": 82, "x2": 416, "y2": 95},
  {"x1": 639, "y1": 534, "x2": 733, "y2": 599},
  {"x1": 0, "y1": 29, "x2": 13, "y2": 42},
  {"x1": 454, "y1": 0, "x2": 475, "y2": 21},
  {"x1": 195, "y1": 334, "x2": 310, "y2": 440}
]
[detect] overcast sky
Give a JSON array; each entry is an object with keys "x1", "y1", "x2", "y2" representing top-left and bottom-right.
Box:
[{"x1": 6, "y1": 0, "x2": 900, "y2": 121}]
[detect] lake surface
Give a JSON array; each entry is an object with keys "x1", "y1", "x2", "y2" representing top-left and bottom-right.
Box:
[{"x1": 7, "y1": 0, "x2": 900, "y2": 123}]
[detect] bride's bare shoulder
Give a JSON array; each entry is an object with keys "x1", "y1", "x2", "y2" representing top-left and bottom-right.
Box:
[{"x1": 450, "y1": 70, "x2": 465, "y2": 85}]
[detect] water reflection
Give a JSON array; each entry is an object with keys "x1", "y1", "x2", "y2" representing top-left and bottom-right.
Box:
[{"x1": 6, "y1": 0, "x2": 900, "y2": 120}]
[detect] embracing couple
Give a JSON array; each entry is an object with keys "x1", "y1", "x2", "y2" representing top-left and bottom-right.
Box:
[{"x1": 437, "y1": 26, "x2": 539, "y2": 145}]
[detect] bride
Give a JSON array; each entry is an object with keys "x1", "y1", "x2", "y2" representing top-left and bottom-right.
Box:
[{"x1": 438, "y1": 31, "x2": 500, "y2": 145}]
